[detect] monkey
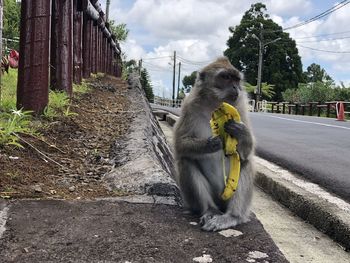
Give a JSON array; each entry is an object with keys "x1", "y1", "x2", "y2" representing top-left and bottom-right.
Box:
[{"x1": 173, "y1": 57, "x2": 255, "y2": 231}]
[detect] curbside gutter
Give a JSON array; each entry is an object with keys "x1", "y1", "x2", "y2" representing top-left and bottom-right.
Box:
[
  {"x1": 103, "y1": 73, "x2": 180, "y2": 204},
  {"x1": 158, "y1": 109, "x2": 350, "y2": 251}
]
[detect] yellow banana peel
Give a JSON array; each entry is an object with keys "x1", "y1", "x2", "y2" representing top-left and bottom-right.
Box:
[{"x1": 210, "y1": 102, "x2": 241, "y2": 201}]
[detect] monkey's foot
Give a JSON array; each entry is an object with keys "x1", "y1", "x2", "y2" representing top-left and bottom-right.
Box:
[
  {"x1": 201, "y1": 214, "x2": 239, "y2": 231},
  {"x1": 199, "y1": 209, "x2": 223, "y2": 226}
]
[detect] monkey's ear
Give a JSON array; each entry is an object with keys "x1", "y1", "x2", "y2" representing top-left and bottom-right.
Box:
[{"x1": 198, "y1": 71, "x2": 206, "y2": 81}]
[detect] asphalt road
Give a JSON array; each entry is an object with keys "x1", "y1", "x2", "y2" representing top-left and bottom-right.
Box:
[
  {"x1": 152, "y1": 104, "x2": 350, "y2": 202},
  {"x1": 250, "y1": 113, "x2": 350, "y2": 202}
]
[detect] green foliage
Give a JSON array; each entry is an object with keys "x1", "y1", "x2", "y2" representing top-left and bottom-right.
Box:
[
  {"x1": 48, "y1": 91, "x2": 69, "y2": 110},
  {"x1": 43, "y1": 90, "x2": 77, "y2": 120},
  {"x1": 0, "y1": 109, "x2": 37, "y2": 148},
  {"x1": 109, "y1": 21, "x2": 129, "y2": 42},
  {"x1": 140, "y1": 68, "x2": 154, "y2": 102},
  {"x1": 224, "y1": 3, "x2": 303, "y2": 101},
  {"x1": 244, "y1": 82, "x2": 275, "y2": 99},
  {"x1": 281, "y1": 88, "x2": 300, "y2": 102},
  {"x1": 3, "y1": 0, "x2": 21, "y2": 50},
  {"x1": 177, "y1": 87, "x2": 186, "y2": 100},
  {"x1": 283, "y1": 81, "x2": 336, "y2": 103},
  {"x1": 0, "y1": 68, "x2": 17, "y2": 111},
  {"x1": 182, "y1": 71, "x2": 197, "y2": 93},
  {"x1": 334, "y1": 83, "x2": 350, "y2": 101},
  {"x1": 303, "y1": 63, "x2": 333, "y2": 83},
  {"x1": 73, "y1": 80, "x2": 90, "y2": 96}
]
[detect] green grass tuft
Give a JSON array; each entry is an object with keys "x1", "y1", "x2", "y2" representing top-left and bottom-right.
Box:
[
  {"x1": 0, "y1": 109, "x2": 38, "y2": 148},
  {"x1": 1, "y1": 68, "x2": 18, "y2": 111}
]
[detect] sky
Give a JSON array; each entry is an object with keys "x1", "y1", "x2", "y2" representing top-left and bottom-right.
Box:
[{"x1": 100, "y1": 0, "x2": 350, "y2": 98}]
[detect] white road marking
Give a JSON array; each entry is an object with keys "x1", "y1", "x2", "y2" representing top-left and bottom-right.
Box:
[
  {"x1": 0, "y1": 206, "x2": 9, "y2": 239},
  {"x1": 261, "y1": 115, "x2": 350, "y2": 131},
  {"x1": 256, "y1": 157, "x2": 350, "y2": 213}
]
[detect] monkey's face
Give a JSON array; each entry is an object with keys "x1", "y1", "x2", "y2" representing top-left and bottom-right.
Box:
[{"x1": 212, "y1": 68, "x2": 242, "y2": 102}]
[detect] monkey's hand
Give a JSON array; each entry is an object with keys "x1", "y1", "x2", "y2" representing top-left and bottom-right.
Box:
[
  {"x1": 206, "y1": 136, "x2": 223, "y2": 153},
  {"x1": 224, "y1": 119, "x2": 248, "y2": 140},
  {"x1": 224, "y1": 120, "x2": 253, "y2": 160}
]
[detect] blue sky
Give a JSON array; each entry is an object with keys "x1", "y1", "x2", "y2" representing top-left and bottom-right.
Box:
[{"x1": 100, "y1": 0, "x2": 350, "y2": 98}]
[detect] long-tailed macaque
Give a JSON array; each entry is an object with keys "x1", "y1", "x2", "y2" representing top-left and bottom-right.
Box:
[{"x1": 174, "y1": 57, "x2": 255, "y2": 231}]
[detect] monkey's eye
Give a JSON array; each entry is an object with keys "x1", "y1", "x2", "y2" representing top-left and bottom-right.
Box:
[
  {"x1": 232, "y1": 75, "x2": 241, "y2": 82},
  {"x1": 220, "y1": 73, "x2": 231, "y2": 80}
]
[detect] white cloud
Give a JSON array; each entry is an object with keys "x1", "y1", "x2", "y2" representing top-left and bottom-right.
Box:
[
  {"x1": 266, "y1": 0, "x2": 313, "y2": 16},
  {"x1": 99, "y1": 0, "x2": 350, "y2": 92}
]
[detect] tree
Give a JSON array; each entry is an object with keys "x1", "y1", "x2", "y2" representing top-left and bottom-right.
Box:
[
  {"x1": 283, "y1": 81, "x2": 334, "y2": 103},
  {"x1": 245, "y1": 82, "x2": 275, "y2": 99},
  {"x1": 140, "y1": 68, "x2": 154, "y2": 102},
  {"x1": 3, "y1": 0, "x2": 21, "y2": 50},
  {"x1": 182, "y1": 71, "x2": 197, "y2": 93},
  {"x1": 224, "y1": 3, "x2": 303, "y2": 101},
  {"x1": 333, "y1": 84, "x2": 350, "y2": 101},
  {"x1": 177, "y1": 87, "x2": 185, "y2": 100},
  {"x1": 109, "y1": 21, "x2": 129, "y2": 42},
  {"x1": 303, "y1": 63, "x2": 333, "y2": 83}
]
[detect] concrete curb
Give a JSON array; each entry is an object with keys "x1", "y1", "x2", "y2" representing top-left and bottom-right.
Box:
[
  {"x1": 255, "y1": 159, "x2": 350, "y2": 251},
  {"x1": 156, "y1": 109, "x2": 350, "y2": 251}
]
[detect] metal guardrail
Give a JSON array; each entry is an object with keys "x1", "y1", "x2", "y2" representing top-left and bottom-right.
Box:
[{"x1": 153, "y1": 97, "x2": 183, "y2": 108}]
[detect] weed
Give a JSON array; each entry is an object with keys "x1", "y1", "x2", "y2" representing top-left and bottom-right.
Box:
[
  {"x1": 63, "y1": 106, "x2": 78, "y2": 117},
  {"x1": 43, "y1": 106, "x2": 59, "y2": 120},
  {"x1": 2, "y1": 186, "x2": 16, "y2": 193},
  {"x1": 0, "y1": 109, "x2": 38, "y2": 148},
  {"x1": 48, "y1": 90, "x2": 70, "y2": 109},
  {"x1": 43, "y1": 90, "x2": 78, "y2": 120},
  {"x1": 5, "y1": 171, "x2": 19, "y2": 180},
  {"x1": 0, "y1": 68, "x2": 18, "y2": 111},
  {"x1": 73, "y1": 80, "x2": 91, "y2": 96}
]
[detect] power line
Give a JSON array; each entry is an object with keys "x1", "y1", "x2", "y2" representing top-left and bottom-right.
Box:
[
  {"x1": 143, "y1": 61, "x2": 171, "y2": 69},
  {"x1": 298, "y1": 35, "x2": 350, "y2": 43},
  {"x1": 293, "y1": 30, "x2": 350, "y2": 39},
  {"x1": 283, "y1": 0, "x2": 350, "y2": 31},
  {"x1": 177, "y1": 56, "x2": 212, "y2": 65},
  {"x1": 297, "y1": 44, "x2": 350, "y2": 53},
  {"x1": 142, "y1": 55, "x2": 172, "y2": 61}
]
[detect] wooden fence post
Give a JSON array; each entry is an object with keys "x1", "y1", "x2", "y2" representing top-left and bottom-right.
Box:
[
  {"x1": 73, "y1": 0, "x2": 83, "y2": 84},
  {"x1": 51, "y1": 0, "x2": 73, "y2": 95},
  {"x1": 17, "y1": 0, "x2": 51, "y2": 114},
  {"x1": 82, "y1": 13, "x2": 92, "y2": 78}
]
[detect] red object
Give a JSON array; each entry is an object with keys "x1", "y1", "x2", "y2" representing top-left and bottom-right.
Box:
[
  {"x1": 337, "y1": 102, "x2": 345, "y2": 121},
  {"x1": 8, "y1": 49, "x2": 19, "y2": 68}
]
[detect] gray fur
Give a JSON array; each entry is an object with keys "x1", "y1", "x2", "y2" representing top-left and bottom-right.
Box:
[{"x1": 173, "y1": 57, "x2": 255, "y2": 231}]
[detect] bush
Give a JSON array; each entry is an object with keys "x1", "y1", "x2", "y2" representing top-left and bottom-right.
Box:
[{"x1": 283, "y1": 81, "x2": 337, "y2": 103}]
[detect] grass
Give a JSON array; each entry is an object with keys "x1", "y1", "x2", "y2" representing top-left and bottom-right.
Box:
[
  {"x1": 0, "y1": 109, "x2": 38, "y2": 148},
  {"x1": 73, "y1": 80, "x2": 91, "y2": 96},
  {"x1": 0, "y1": 69, "x2": 92, "y2": 148},
  {"x1": 1, "y1": 68, "x2": 18, "y2": 111}
]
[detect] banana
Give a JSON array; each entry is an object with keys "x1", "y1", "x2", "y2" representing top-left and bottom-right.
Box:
[{"x1": 210, "y1": 102, "x2": 241, "y2": 201}]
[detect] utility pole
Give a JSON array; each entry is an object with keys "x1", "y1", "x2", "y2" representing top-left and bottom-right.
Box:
[
  {"x1": 138, "y1": 59, "x2": 142, "y2": 75},
  {"x1": 105, "y1": 0, "x2": 110, "y2": 22},
  {"x1": 172, "y1": 50, "x2": 176, "y2": 107},
  {"x1": 177, "y1": 61, "x2": 181, "y2": 101},
  {"x1": 256, "y1": 30, "x2": 263, "y2": 105},
  {"x1": 252, "y1": 30, "x2": 281, "y2": 110}
]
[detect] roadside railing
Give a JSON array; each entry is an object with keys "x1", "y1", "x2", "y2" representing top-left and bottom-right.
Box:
[
  {"x1": 153, "y1": 97, "x2": 183, "y2": 108},
  {"x1": 14, "y1": 0, "x2": 122, "y2": 114},
  {"x1": 265, "y1": 101, "x2": 349, "y2": 119}
]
